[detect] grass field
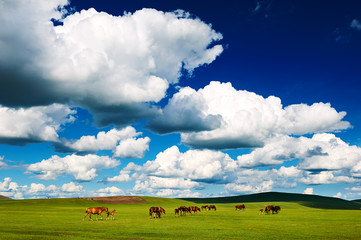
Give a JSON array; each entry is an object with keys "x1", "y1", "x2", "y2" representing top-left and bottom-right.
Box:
[{"x1": 0, "y1": 196, "x2": 360, "y2": 240}]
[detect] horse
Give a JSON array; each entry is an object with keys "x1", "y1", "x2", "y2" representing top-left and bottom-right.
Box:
[
  {"x1": 201, "y1": 205, "x2": 208, "y2": 211},
  {"x1": 235, "y1": 204, "x2": 245, "y2": 211},
  {"x1": 175, "y1": 208, "x2": 180, "y2": 216},
  {"x1": 149, "y1": 207, "x2": 165, "y2": 218},
  {"x1": 189, "y1": 206, "x2": 201, "y2": 215},
  {"x1": 264, "y1": 205, "x2": 273, "y2": 215},
  {"x1": 273, "y1": 206, "x2": 281, "y2": 214},
  {"x1": 259, "y1": 209, "x2": 264, "y2": 215},
  {"x1": 178, "y1": 206, "x2": 190, "y2": 216},
  {"x1": 107, "y1": 209, "x2": 116, "y2": 220},
  {"x1": 83, "y1": 207, "x2": 108, "y2": 221},
  {"x1": 208, "y1": 205, "x2": 216, "y2": 211},
  {"x1": 149, "y1": 207, "x2": 160, "y2": 218}
]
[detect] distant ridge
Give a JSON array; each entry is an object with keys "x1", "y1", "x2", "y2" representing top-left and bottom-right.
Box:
[
  {"x1": 181, "y1": 192, "x2": 361, "y2": 210},
  {"x1": 0, "y1": 195, "x2": 12, "y2": 200}
]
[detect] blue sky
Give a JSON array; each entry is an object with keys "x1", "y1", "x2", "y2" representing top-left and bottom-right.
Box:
[{"x1": 1, "y1": 0, "x2": 361, "y2": 199}]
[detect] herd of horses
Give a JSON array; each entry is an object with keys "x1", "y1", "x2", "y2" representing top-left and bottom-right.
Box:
[{"x1": 83, "y1": 204, "x2": 281, "y2": 221}]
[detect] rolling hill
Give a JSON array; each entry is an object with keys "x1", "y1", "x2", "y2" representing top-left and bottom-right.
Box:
[
  {"x1": 0, "y1": 195, "x2": 12, "y2": 200},
  {"x1": 181, "y1": 192, "x2": 361, "y2": 210}
]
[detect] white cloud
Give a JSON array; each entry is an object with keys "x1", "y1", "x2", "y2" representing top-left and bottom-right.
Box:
[
  {"x1": 152, "y1": 81, "x2": 349, "y2": 149},
  {"x1": 27, "y1": 154, "x2": 120, "y2": 181},
  {"x1": 0, "y1": 104, "x2": 75, "y2": 145},
  {"x1": 224, "y1": 180, "x2": 274, "y2": 194},
  {"x1": 61, "y1": 182, "x2": 83, "y2": 192},
  {"x1": 351, "y1": 19, "x2": 361, "y2": 30},
  {"x1": 142, "y1": 146, "x2": 237, "y2": 183},
  {"x1": 96, "y1": 186, "x2": 125, "y2": 196},
  {"x1": 0, "y1": 1, "x2": 223, "y2": 126},
  {"x1": 105, "y1": 170, "x2": 132, "y2": 183},
  {"x1": 113, "y1": 137, "x2": 150, "y2": 159},
  {"x1": 57, "y1": 126, "x2": 150, "y2": 158},
  {"x1": 303, "y1": 187, "x2": 314, "y2": 195}
]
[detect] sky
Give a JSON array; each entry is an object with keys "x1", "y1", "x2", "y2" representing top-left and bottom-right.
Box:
[{"x1": 1, "y1": 0, "x2": 361, "y2": 200}]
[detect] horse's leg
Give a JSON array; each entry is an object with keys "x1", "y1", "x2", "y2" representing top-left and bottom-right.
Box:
[{"x1": 83, "y1": 212, "x2": 89, "y2": 221}]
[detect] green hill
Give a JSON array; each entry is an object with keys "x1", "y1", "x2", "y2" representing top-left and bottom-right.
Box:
[
  {"x1": 181, "y1": 192, "x2": 361, "y2": 210},
  {"x1": 0, "y1": 195, "x2": 12, "y2": 200}
]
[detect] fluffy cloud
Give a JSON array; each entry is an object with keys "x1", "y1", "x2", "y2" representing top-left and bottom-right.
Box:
[
  {"x1": 142, "y1": 146, "x2": 237, "y2": 183},
  {"x1": 0, "y1": 104, "x2": 75, "y2": 145},
  {"x1": 0, "y1": 177, "x2": 85, "y2": 199},
  {"x1": 150, "y1": 81, "x2": 350, "y2": 149},
  {"x1": 55, "y1": 126, "x2": 150, "y2": 158},
  {"x1": 26, "y1": 154, "x2": 120, "y2": 181},
  {"x1": 303, "y1": 187, "x2": 314, "y2": 195},
  {"x1": 96, "y1": 186, "x2": 125, "y2": 197},
  {"x1": 0, "y1": 1, "x2": 223, "y2": 126},
  {"x1": 113, "y1": 137, "x2": 150, "y2": 159}
]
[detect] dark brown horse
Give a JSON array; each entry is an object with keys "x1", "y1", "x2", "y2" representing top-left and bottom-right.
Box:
[
  {"x1": 235, "y1": 204, "x2": 246, "y2": 211},
  {"x1": 208, "y1": 205, "x2": 216, "y2": 211},
  {"x1": 149, "y1": 207, "x2": 165, "y2": 218},
  {"x1": 273, "y1": 206, "x2": 281, "y2": 214},
  {"x1": 178, "y1": 206, "x2": 190, "y2": 216},
  {"x1": 264, "y1": 205, "x2": 274, "y2": 215},
  {"x1": 175, "y1": 208, "x2": 180, "y2": 216},
  {"x1": 201, "y1": 205, "x2": 208, "y2": 211},
  {"x1": 83, "y1": 207, "x2": 108, "y2": 221}
]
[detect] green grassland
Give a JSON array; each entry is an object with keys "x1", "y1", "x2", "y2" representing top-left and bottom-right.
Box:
[{"x1": 0, "y1": 195, "x2": 360, "y2": 240}]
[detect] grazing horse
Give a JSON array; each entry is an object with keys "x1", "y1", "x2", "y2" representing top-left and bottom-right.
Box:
[
  {"x1": 107, "y1": 209, "x2": 116, "y2": 220},
  {"x1": 189, "y1": 206, "x2": 201, "y2": 215},
  {"x1": 235, "y1": 204, "x2": 246, "y2": 211},
  {"x1": 175, "y1": 208, "x2": 180, "y2": 216},
  {"x1": 149, "y1": 207, "x2": 165, "y2": 218},
  {"x1": 273, "y1": 206, "x2": 281, "y2": 214},
  {"x1": 83, "y1": 207, "x2": 108, "y2": 221},
  {"x1": 208, "y1": 205, "x2": 216, "y2": 211},
  {"x1": 264, "y1": 205, "x2": 274, "y2": 215},
  {"x1": 259, "y1": 209, "x2": 264, "y2": 215},
  {"x1": 178, "y1": 206, "x2": 190, "y2": 216},
  {"x1": 201, "y1": 205, "x2": 208, "y2": 211}
]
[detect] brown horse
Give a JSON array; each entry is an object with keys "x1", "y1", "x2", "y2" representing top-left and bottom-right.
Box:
[
  {"x1": 107, "y1": 209, "x2": 116, "y2": 220},
  {"x1": 189, "y1": 206, "x2": 201, "y2": 215},
  {"x1": 208, "y1": 205, "x2": 216, "y2": 211},
  {"x1": 83, "y1": 207, "x2": 108, "y2": 221},
  {"x1": 178, "y1": 206, "x2": 190, "y2": 216},
  {"x1": 273, "y1": 206, "x2": 281, "y2": 214},
  {"x1": 201, "y1": 205, "x2": 208, "y2": 211},
  {"x1": 235, "y1": 204, "x2": 246, "y2": 211},
  {"x1": 149, "y1": 207, "x2": 165, "y2": 218},
  {"x1": 175, "y1": 208, "x2": 180, "y2": 216},
  {"x1": 264, "y1": 205, "x2": 273, "y2": 214}
]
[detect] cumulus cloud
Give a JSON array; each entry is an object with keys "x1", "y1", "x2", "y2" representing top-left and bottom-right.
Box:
[
  {"x1": 55, "y1": 126, "x2": 150, "y2": 158},
  {"x1": 151, "y1": 81, "x2": 349, "y2": 149},
  {"x1": 0, "y1": 1, "x2": 223, "y2": 126},
  {"x1": 26, "y1": 154, "x2": 120, "y2": 181},
  {"x1": 113, "y1": 137, "x2": 150, "y2": 159},
  {"x1": 0, "y1": 177, "x2": 85, "y2": 199},
  {"x1": 0, "y1": 104, "x2": 75, "y2": 145},
  {"x1": 142, "y1": 146, "x2": 237, "y2": 183},
  {"x1": 303, "y1": 187, "x2": 314, "y2": 195}
]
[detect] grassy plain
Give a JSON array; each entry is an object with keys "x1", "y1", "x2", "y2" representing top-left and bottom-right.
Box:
[{"x1": 0, "y1": 196, "x2": 360, "y2": 240}]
